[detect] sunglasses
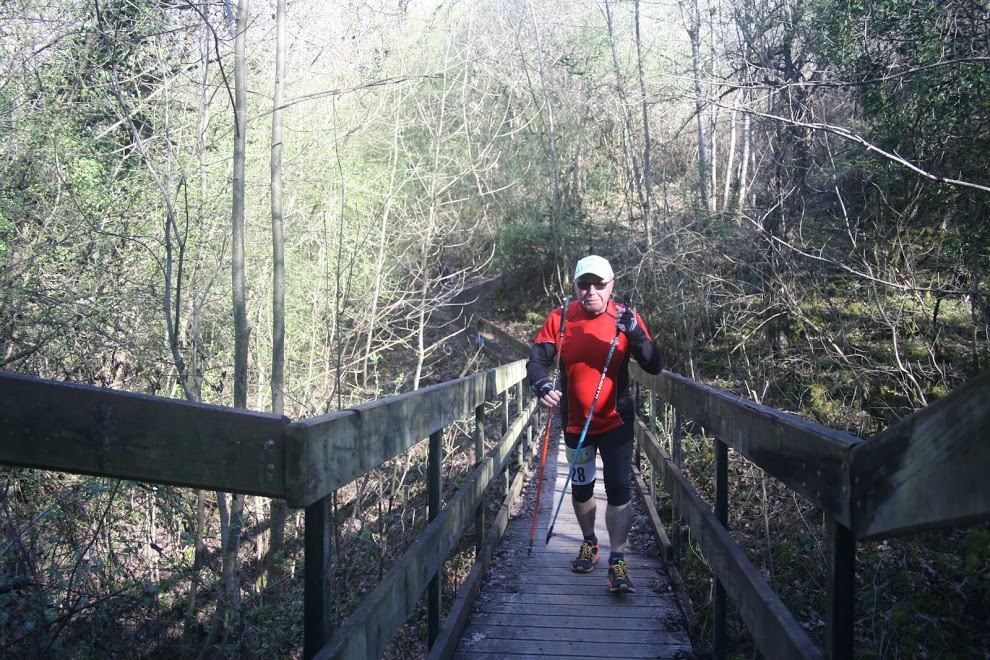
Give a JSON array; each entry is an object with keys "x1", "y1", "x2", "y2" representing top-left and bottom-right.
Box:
[{"x1": 575, "y1": 280, "x2": 610, "y2": 291}]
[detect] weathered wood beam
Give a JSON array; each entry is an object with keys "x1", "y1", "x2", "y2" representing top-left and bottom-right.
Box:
[
  {"x1": 635, "y1": 420, "x2": 823, "y2": 660},
  {"x1": 286, "y1": 361, "x2": 526, "y2": 508},
  {"x1": 851, "y1": 369, "x2": 990, "y2": 541},
  {"x1": 0, "y1": 371, "x2": 286, "y2": 496},
  {"x1": 632, "y1": 366, "x2": 861, "y2": 527},
  {"x1": 313, "y1": 395, "x2": 533, "y2": 659}
]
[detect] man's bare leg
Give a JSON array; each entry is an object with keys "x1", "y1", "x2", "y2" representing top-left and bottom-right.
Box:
[
  {"x1": 605, "y1": 501, "x2": 632, "y2": 553},
  {"x1": 573, "y1": 495, "x2": 596, "y2": 538}
]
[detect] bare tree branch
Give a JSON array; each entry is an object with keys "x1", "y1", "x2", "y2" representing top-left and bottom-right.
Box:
[{"x1": 725, "y1": 104, "x2": 990, "y2": 194}]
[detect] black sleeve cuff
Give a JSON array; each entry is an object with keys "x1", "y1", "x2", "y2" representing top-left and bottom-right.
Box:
[{"x1": 626, "y1": 325, "x2": 648, "y2": 345}]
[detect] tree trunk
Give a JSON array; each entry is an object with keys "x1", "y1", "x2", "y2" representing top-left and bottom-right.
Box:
[
  {"x1": 604, "y1": 0, "x2": 648, "y2": 240},
  {"x1": 736, "y1": 109, "x2": 751, "y2": 215},
  {"x1": 267, "y1": 0, "x2": 288, "y2": 582},
  {"x1": 183, "y1": 12, "x2": 213, "y2": 642},
  {"x1": 527, "y1": 3, "x2": 566, "y2": 289},
  {"x1": 200, "y1": 0, "x2": 250, "y2": 655},
  {"x1": 634, "y1": 0, "x2": 656, "y2": 240},
  {"x1": 683, "y1": 0, "x2": 711, "y2": 214},
  {"x1": 722, "y1": 108, "x2": 737, "y2": 211}
]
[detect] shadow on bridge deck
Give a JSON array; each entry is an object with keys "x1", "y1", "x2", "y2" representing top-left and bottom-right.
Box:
[{"x1": 452, "y1": 431, "x2": 696, "y2": 659}]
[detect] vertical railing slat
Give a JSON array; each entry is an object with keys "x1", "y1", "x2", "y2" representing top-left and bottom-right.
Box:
[
  {"x1": 649, "y1": 392, "x2": 658, "y2": 502},
  {"x1": 303, "y1": 496, "x2": 333, "y2": 659},
  {"x1": 826, "y1": 519, "x2": 856, "y2": 659},
  {"x1": 634, "y1": 382, "x2": 642, "y2": 468},
  {"x1": 672, "y1": 408, "x2": 684, "y2": 565},
  {"x1": 502, "y1": 391, "x2": 511, "y2": 492},
  {"x1": 714, "y1": 437, "x2": 729, "y2": 660},
  {"x1": 428, "y1": 429, "x2": 443, "y2": 648},
  {"x1": 475, "y1": 404, "x2": 485, "y2": 553},
  {"x1": 516, "y1": 382, "x2": 527, "y2": 471},
  {"x1": 501, "y1": 391, "x2": 510, "y2": 434}
]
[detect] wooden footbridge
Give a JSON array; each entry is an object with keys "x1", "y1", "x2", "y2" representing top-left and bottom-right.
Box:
[
  {"x1": 1, "y1": 318, "x2": 988, "y2": 659},
  {"x1": 448, "y1": 435, "x2": 694, "y2": 659}
]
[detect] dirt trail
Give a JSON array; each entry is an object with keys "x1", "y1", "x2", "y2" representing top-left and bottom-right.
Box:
[{"x1": 421, "y1": 274, "x2": 530, "y2": 383}]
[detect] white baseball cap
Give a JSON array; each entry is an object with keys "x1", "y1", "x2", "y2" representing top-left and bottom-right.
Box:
[{"x1": 574, "y1": 255, "x2": 614, "y2": 282}]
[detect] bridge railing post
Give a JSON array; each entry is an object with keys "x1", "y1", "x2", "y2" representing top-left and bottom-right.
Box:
[
  {"x1": 516, "y1": 382, "x2": 526, "y2": 472},
  {"x1": 826, "y1": 518, "x2": 856, "y2": 659},
  {"x1": 649, "y1": 391, "x2": 658, "y2": 502},
  {"x1": 634, "y1": 383, "x2": 642, "y2": 469},
  {"x1": 713, "y1": 436, "x2": 729, "y2": 660},
  {"x1": 672, "y1": 408, "x2": 684, "y2": 566},
  {"x1": 303, "y1": 495, "x2": 333, "y2": 659},
  {"x1": 502, "y1": 391, "x2": 511, "y2": 492},
  {"x1": 474, "y1": 404, "x2": 485, "y2": 554},
  {"x1": 501, "y1": 390, "x2": 509, "y2": 434},
  {"x1": 428, "y1": 429, "x2": 443, "y2": 647}
]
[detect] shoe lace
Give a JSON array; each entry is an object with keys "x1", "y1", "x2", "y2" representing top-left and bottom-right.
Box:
[
  {"x1": 578, "y1": 541, "x2": 597, "y2": 561},
  {"x1": 610, "y1": 560, "x2": 629, "y2": 579}
]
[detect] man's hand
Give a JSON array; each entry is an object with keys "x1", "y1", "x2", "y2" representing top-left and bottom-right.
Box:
[
  {"x1": 532, "y1": 377, "x2": 562, "y2": 408},
  {"x1": 616, "y1": 304, "x2": 638, "y2": 336}
]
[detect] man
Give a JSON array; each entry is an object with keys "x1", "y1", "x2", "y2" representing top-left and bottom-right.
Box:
[{"x1": 527, "y1": 255, "x2": 664, "y2": 593}]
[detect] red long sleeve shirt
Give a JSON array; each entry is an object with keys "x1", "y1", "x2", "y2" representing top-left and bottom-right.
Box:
[{"x1": 533, "y1": 300, "x2": 655, "y2": 435}]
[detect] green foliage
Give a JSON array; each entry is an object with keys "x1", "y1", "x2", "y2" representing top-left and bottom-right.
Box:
[
  {"x1": 496, "y1": 213, "x2": 560, "y2": 284},
  {"x1": 812, "y1": 0, "x2": 990, "y2": 276},
  {"x1": 242, "y1": 590, "x2": 304, "y2": 658},
  {"x1": 0, "y1": 473, "x2": 189, "y2": 657},
  {"x1": 853, "y1": 530, "x2": 990, "y2": 658},
  {"x1": 0, "y1": 1, "x2": 194, "y2": 388}
]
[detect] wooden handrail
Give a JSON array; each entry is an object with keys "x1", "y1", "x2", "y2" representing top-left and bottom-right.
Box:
[
  {"x1": 300, "y1": 360, "x2": 531, "y2": 656},
  {"x1": 631, "y1": 365, "x2": 861, "y2": 526},
  {"x1": 0, "y1": 371, "x2": 287, "y2": 496},
  {"x1": 851, "y1": 368, "x2": 990, "y2": 540},
  {"x1": 0, "y1": 361, "x2": 527, "y2": 508},
  {"x1": 314, "y1": 398, "x2": 538, "y2": 659},
  {"x1": 630, "y1": 364, "x2": 990, "y2": 659},
  {"x1": 631, "y1": 364, "x2": 990, "y2": 541},
  {"x1": 635, "y1": 418, "x2": 823, "y2": 659},
  {"x1": 0, "y1": 362, "x2": 534, "y2": 660},
  {"x1": 286, "y1": 361, "x2": 526, "y2": 507}
]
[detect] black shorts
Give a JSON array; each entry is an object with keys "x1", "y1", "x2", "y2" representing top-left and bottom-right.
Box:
[{"x1": 564, "y1": 411, "x2": 633, "y2": 507}]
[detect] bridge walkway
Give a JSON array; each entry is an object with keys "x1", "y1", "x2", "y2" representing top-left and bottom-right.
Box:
[{"x1": 452, "y1": 430, "x2": 695, "y2": 659}]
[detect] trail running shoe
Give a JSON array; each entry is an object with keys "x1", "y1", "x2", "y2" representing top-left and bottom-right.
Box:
[
  {"x1": 570, "y1": 540, "x2": 599, "y2": 573},
  {"x1": 607, "y1": 559, "x2": 636, "y2": 593}
]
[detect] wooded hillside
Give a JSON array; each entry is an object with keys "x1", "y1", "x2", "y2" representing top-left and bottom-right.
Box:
[{"x1": 1, "y1": 0, "x2": 987, "y2": 657}]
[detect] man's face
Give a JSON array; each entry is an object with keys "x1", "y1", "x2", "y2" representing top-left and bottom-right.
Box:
[{"x1": 573, "y1": 276, "x2": 614, "y2": 316}]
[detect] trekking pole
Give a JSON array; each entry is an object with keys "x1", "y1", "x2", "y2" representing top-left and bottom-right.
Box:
[
  {"x1": 528, "y1": 296, "x2": 570, "y2": 557},
  {"x1": 546, "y1": 294, "x2": 630, "y2": 545}
]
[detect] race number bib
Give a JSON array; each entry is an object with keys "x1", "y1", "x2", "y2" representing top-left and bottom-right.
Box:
[{"x1": 565, "y1": 445, "x2": 596, "y2": 485}]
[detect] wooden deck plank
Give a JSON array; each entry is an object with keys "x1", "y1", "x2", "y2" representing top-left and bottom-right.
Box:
[
  {"x1": 462, "y1": 612, "x2": 693, "y2": 639},
  {"x1": 452, "y1": 434, "x2": 696, "y2": 659},
  {"x1": 459, "y1": 624, "x2": 681, "y2": 644},
  {"x1": 454, "y1": 639, "x2": 690, "y2": 658}
]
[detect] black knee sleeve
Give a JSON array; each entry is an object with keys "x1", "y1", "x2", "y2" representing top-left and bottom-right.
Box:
[
  {"x1": 572, "y1": 481, "x2": 595, "y2": 503},
  {"x1": 598, "y1": 420, "x2": 634, "y2": 507},
  {"x1": 605, "y1": 484, "x2": 631, "y2": 507}
]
